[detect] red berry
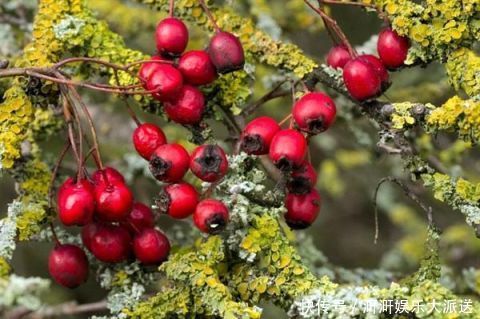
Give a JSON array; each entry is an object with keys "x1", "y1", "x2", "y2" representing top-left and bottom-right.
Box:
[
  {"x1": 326, "y1": 45, "x2": 351, "y2": 69},
  {"x1": 287, "y1": 161, "x2": 318, "y2": 194},
  {"x1": 155, "y1": 17, "x2": 189, "y2": 57},
  {"x1": 149, "y1": 143, "x2": 190, "y2": 183},
  {"x1": 133, "y1": 228, "x2": 170, "y2": 265},
  {"x1": 92, "y1": 167, "x2": 125, "y2": 186},
  {"x1": 138, "y1": 56, "x2": 168, "y2": 85},
  {"x1": 190, "y1": 145, "x2": 228, "y2": 182},
  {"x1": 193, "y1": 199, "x2": 229, "y2": 234},
  {"x1": 377, "y1": 28, "x2": 409, "y2": 69},
  {"x1": 269, "y1": 129, "x2": 307, "y2": 171},
  {"x1": 81, "y1": 222, "x2": 102, "y2": 251},
  {"x1": 132, "y1": 123, "x2": 167, "y2": 160},
  {"x1": 146, "y1": 64, "x2": 183, "y2": 102},
  {"x1": 164, "y1": 85, "x2": 205, "y2": 125},
  {"x1": 94, "y1": 182, "x2": 134, "y2": 222},
  {"x1": 285, "y1": 188, "x2": 321, "y2": 229},
  {"x1": 178, "y1": 50, "x2": 217, "y2": 86},
  {"x1": 90, "y1": 224, "x2": 132, "y2": 263},
  {"x1": 343, "y1": 58, "x2": 382, "y2": 101},
  {"x1": 358, "y1": 54, "x2": 389, "y2": 84},
  {"x1": 157, "y1": 183, "x2": 199, "y2": 219},
  {"x1": 124, "y1": 202, "x2": 155, "y2": 233},
  {"x1": 292, "y1": 92, "x2": 337, "y2": 134},
  {"x1": 240, "y1": 116, "x2": 280, "y2": 155},
  {"x1": 207, "y1": 31, "x2": 245, "y2": 74},
  {"x1": 48, "y1": 244, "x2": 88, "y2": 288},
  {"x1": 57, "y1": 178, "x2": 95, "y2": 226}
]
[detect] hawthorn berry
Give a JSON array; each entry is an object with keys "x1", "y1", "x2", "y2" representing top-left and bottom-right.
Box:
[
  {"x1": 90, "y1": 224, "x2": 132, "y2": 263},
  {"x1": 149, "y1": 143, "x2": 190, "y2": 183},
  {"x1": 269, "y1": 129, "x2": 307, "y2": 171},
  {"x1": 377, "y1": 28, "x2": 410, "y2": 69},
  {"x1": 133, "y1": 228, "x2": 170, "y2": 265},
  {"x1": 285, "y1": 188, "x2": 321, "y2": 229},
  {"x1": 292, "y1": 92, "x2": 337, "y2": 134},
  {"x1": 156, "y1": 182, "x2": 199, "y2": 219},
  {"x1": 326, "y1": 45, "x2": 351, "y2": 69},
  {"x1": 57, "y1": 178, "x2": 95, "y2": 226},
  {"x1": 146, "y1": 64, "x2": 183, "y2": 102},
  {"x1": 132, "y1": 123, "x2": 167, "y2": 160},
  {"x1": 343, "y1": 57, "x2": 382, "y2": 101},
  {"x1": 190, "y1": 144, "x2": 228, "y2": 182},
  {"x1": 164, "y1": 85, "x2": 205, "y2": 125},
  {"x1": 240, "y1": 116, "x2": 281, "y2": 155},
  {"x1": 92, "y1": 167, "x2": 125, "y2": 185},
  {"x1": 178, "y1": 50, "x2": 217, "y2": 86},
  {"x1": 155, "y1": 17, "x2": 189, "y2": 57},
  {"x1": 94, "y1": 181, "x2": 134, "y2": 222},
  {"x1": 287, "y1": 161, "x2": 318, "y2": 194},
  {"x1": 81, "y1": 222, "x2": 102, "y2": 251},
  {"x1": 193, "y1": 199, "x2": 229, "y2": 234},
  {"x1": 138, "y1": 56, "x2": 167, "y2": 85},
  {"x1": 207, "y1": 31, "x2": 245, "y2": 74},
  {"x1": 358, "y1": 54, "x2": 389, "y2": 85},
  {"x1": 124, "y1": 202, "x2": 155, "y2": 233},
  {"x1": 48, "y1": 244, "x2": 88, "y2": 288}
]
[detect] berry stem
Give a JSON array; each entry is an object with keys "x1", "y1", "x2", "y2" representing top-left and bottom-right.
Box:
[
  {"x1": 169, "y1": 0, "x2": 175, "y2": 17},
  {"x1": 113, "y1": 69, "x2": 141, "y2": 127},
  {"x1": 49, "y1": 222, "x2": 61, "y2": 246},
  {"x1": 198, "y1": 0, "x2": 221, "y2": 32},
  {"x1": 61, "y1": 97, "x2": 83, "y2": 182},
  {"x1": 48, "y1": 141, "x2": 71, "y2": 209},
  {"x1": 304, "y1": 0, "x2": 357, "y2": 57},
  {"x1": 278, "y1": 113, "x2": 293, "y2": 126}
]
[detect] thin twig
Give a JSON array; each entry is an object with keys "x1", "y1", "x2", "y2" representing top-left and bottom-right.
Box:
[{"x1": 198, "y1": 0, "x2": 221, "y2": 32}]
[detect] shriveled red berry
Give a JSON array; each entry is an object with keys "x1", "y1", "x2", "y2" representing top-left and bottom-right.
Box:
[
  {"x1": 138, "y1": 56, "x2": 168, "y2": 85},
  {"x1": 155, "y1": 17, "x2": 189, "y2": 57},
  {"x1": 286, "y1": 161, "x2": 318, "y2": 194},
  {"x1": 240, "y1": 116, "x2": 280, "y2": 155},
  {"x1": 156, "y1": 183, "x2": 199, "y2": 219},
  {"x1": 132, "y1": 123, "x2": 167, "y2": 160},
  {"x1": 48, "y1": 244, "x2": 88, "y2": 288},
  {"x1": 292, "y1": 92, "x2": 337, "y2": 134},
  {"x1": 326, "y1": 45, "x2": 351, "y2": 69},
  {"x1": 92, "y1": 167, "x2": 125, "y2": 186},
  {"x1": 269, "y1": 129, "x2": 307, "y2": 171},
  {"x1": 207, "y1": 31, "x2": 245, "y2": 74},
  {"x1": 358, "y1": 54, "x2": 389, "y2": 85},
  {"x1": 149, "y1": 143, "x2": 190, "y2": 183},
  {"x1": 343, "y1": 58, "x2": 382, "y2": 101},
  {"x1": 146, "y1": 64, "x2": 183, "y2": 101},
  {"x1": 133, "y1": 228, "x2": 170, "y2": 265},
  {"x1": 285, "y1": 188, "x2": 321, "y2": 229},
  {"x1": 124, "y1": 202, "x2": 155, "y2": 233},
  {"x1": 193, "y1": 199, "x2": 229, "y2": 234},
  {"x1": 190, "y1": 145, "x2": 228, "y2": 182},
  {"x1": 178, "y1": 50, "x2": 217, "y2": 86},
  {"x1": 94, "y1": 182, "x2": 134, "y2": 222},
  {"x1": 57, "y1": 178, "x2": 95, "y2": 226},
  {"x1": 377, "y1": 28, "x2": 410, "y2": 69},
  {"x1": 164, "y1": 85, "x2": 205, "y2": 125},
  {"x1": 81, "y1": 222, "x2": 102, "y2": 251},
  {"x1": 90, "y1": 224, "x2": 132, "y2": 263}
]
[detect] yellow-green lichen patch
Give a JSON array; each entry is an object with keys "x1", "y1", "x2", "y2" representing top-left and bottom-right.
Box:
[{"x1": 445, "y1": 48, "x2": 480, "y2": 99}]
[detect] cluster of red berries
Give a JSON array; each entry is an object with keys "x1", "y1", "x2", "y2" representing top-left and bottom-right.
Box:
[
  {"x1": 49, "y1": 167, "x2": 170, "y2": 288},
  {"x1": 138, "y1": 16, "x2": 245, "y2": 125},
  {"x1": 326, "y1": 27, "x2": 410, "y2": 101},
  {"x1": 240, "y1": 91, "x2": 336, "y2": 229}
]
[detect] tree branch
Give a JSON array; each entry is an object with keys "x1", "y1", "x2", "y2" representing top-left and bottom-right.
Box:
[{"x1": 5, "y1": 300, "x2": 108, "y2": 319}]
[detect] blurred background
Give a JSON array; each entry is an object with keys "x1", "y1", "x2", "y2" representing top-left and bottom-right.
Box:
[{"x1": 1, "y1": 0, "x2": 478, "y2": 318}]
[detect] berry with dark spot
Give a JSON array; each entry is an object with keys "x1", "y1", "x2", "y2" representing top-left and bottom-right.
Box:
[
  {"x1": 193, "y1": 199, "x2": 229, "y2": 234},
  {"x1": 269, "y1": 129, "x2": 307, "y2": 171},
  {"x1": 149, "y1": 143, "x2": 190, "y2": 183},
  {"x1": 292, "y1": 92, "x2": 336, "y2": 134},
  {"x1": 285, "y1": 188, "x2": 321, "y2": 229},
  {"x1": 240, "y1": 116, "x2": 281, "y2": 155},
  {"x1": 48, "y1": 244, "x2": 89, "y2": 288},
  {"x1": 190, "y1": 144, "x2": 228, "y2": 182},
  {"x1": 287, "y1": 161, "x2": 318, "y2": 194},
  {"x1": 207, "y1": 31, "x2": 245, "y2": 74},
  {"x1": 156, "y1": 183, "x2": 199, "y2": 219}
]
